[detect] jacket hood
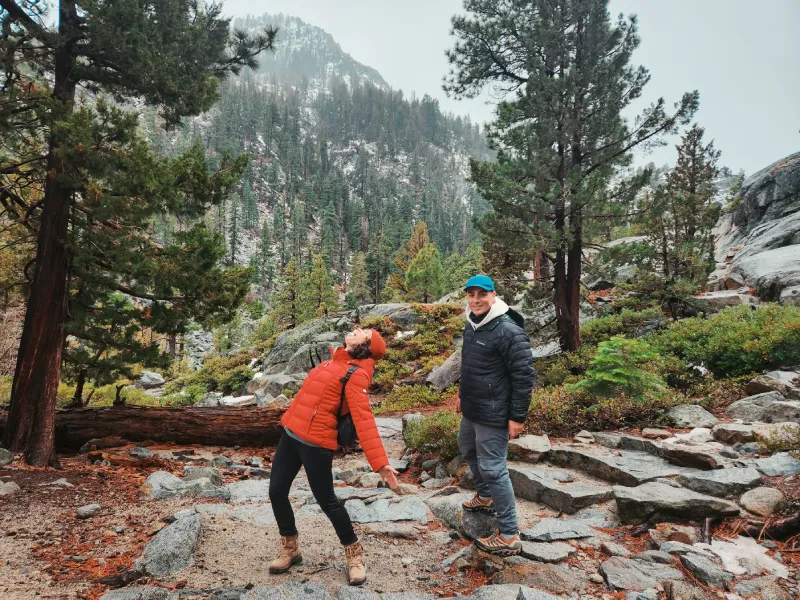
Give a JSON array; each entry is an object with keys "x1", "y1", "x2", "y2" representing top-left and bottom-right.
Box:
[{"x1": 468, "y1": 297, "x2": 510, "y2": 330}]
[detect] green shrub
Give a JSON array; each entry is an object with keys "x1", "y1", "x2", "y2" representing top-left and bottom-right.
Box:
[
  {"x1": 653, "y1": 304, "x2": 800, "y2": 377},
  {"x1": 581, "y1": 308, "x2": 666, "y2": 346},
  {"x1": 376, "y1": 384, "x2": 444, "y2": 414},
  {"x1": 0, "y1": 375, "x2": 11, "y2": 405},
  {"x1": 571, "y1": 336, "x2": 668, "y2": 400},
  {"x1": 527, "y1": 384, "x2": 681, "y2": 436},
  {"x1": 758, "y1": 423, "x2": 800, "y2": 458},
  {"x1": 88, "y1": 384, "x2": 161, "y2": 407},
  {"x1": 535, "y1": 346, "x2": 596, "y2": 387},
  {"x1": 403, "y1": 410, "x2": 461, "y2": 460},
  {"x1": 165, "y1": 352, "x2": 255, "y2": 396}
]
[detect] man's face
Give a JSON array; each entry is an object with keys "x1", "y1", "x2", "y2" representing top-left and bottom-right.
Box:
[
  {"x1": 466, "y1": 288, "x2": 496, "y2": 316},
  {"x1": 345, "y1": 328, "x2": 372, "y2": 350}
]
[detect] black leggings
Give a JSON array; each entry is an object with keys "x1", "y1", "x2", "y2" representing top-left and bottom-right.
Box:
[{"x1": 268, "y1": 430, "x2": 357, "y2": 546}]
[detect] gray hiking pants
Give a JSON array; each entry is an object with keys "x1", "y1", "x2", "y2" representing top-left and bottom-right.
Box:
[{"x1": 457, "y1": 416, "x2": 518, "y2": 536}]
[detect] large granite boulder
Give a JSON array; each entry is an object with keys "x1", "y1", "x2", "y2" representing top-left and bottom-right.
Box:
[
  {"x1": 260, "y1": 317, "x2": 344, "y2": 375},
  {"x1": 134, "y1": 512, "x2": 200, "y2": 577},
  {"x1": 746, "y1": 370, "x2": 800, "y2": 400},
  {"x1": 710, "y1": 152, "x2": 800, "y2": 299},
  {"x1": 675, "y1": 467, "x2": 762, "y2": 498},
  {"x1": 613, "y1": 482, "x2": 740, "y2": 524},
  {"x1": 726, "y1": 391, "x2": 800, "y2": 423},
  {"x1": 135, "y1": 371, "x2": 165, "y2": 389},
  {"x1": 666, "y1": 405, "x2": 718, "y2": 429}
]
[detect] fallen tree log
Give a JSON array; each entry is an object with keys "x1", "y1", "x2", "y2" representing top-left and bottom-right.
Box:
[{"x1": 0, "y1": 404, "x2": 287, "y2": 450}]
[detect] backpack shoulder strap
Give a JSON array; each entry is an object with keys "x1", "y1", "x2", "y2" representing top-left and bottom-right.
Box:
[{"x1": 338, "y1": 365, "x2": 360, "y2": 416}]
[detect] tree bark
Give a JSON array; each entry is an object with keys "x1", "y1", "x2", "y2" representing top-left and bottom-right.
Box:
[
  {"x1": 4, "y1": 0, "x2": 79, "y2": 467},
  {"x1": 0, "y1": 405, "x2": 287, "y2": 450}
]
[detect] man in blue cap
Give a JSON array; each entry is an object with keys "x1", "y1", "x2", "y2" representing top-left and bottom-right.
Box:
[{"x1": 457, "y1": 274, "x2": 535, "y2": 555}]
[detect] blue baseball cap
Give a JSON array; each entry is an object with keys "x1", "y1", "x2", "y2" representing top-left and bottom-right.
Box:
[{"x1": 463, "y1": 275, "x2": 495, "y2": 292}]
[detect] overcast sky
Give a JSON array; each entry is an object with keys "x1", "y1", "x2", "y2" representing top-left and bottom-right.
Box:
[{"x1": 221, "y1": 0, "x2": 799, "y2": 175}]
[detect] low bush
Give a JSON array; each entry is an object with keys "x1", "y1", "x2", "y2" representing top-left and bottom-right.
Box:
[
  {"x1": 403, "y1": 410, "x2": 461, "y2": 460},
  {"x1": 535, "y1": 346, "x2": 596, "y2": 387},
  {"x1": 375, "y1": 384, "x2": 446, "y2": 414},
  {"x1": 526, "y1": 384, "x2": 682, "y2": 436},
  {"x1": 653, "y1": 304, "x2": 800, "y2": 377},
  {"x1": 581, "y1": 308, "x2": 667, "y2": 346},
  {"x1": 88, "y1": 384, "x2": 161, "y2": 407},
  {"x1": 165, "y1": 352, "x2": 255, "y2": 396}
]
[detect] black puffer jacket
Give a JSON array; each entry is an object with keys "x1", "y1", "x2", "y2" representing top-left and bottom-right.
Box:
[{"x1": 459, "y1": 302, "x2": 535, "y2": 429}]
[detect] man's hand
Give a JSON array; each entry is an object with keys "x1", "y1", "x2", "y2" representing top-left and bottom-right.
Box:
[
  {"x1": 508, "y1": 420, "x2": 524, "y2": 439},
  {"x1": 378, "y1": 465, "x2": 399, "y2": 489}
]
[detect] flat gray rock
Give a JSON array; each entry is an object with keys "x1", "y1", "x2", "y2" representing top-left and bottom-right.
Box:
[
  {"x1": 184, "y1": 467, "x2": 223, "y2": 487},
  {"x1": 549, "y1": 447, "x2": 693, "y2": 486},
  {"x1": 227, "y1": 479, "x2": 271, "y2": 504},
  {"x1": 600, "y1": 557, "x2": 683, "y2": 591},
  {"x1": 712, "y1": 423, "x2": 757, "y2": 444},
  {"x1": 632, "y1": 551, "x2": 675, "y2": 565},
  {"x1": 602, "y1": 541, "x2": 632, "y2": 557},
  {"x1": 333, "y1": 486, "x2": 391, "y2": 502},
  {"x1": 508, "y1": 435, "x2": 551, "y2": 462},
  {"x1": 519, "y1": 541, "x2": 576, "y2": 563},
  {"x1": 100, "y1": 587, "x2": 179, "y2": 600},
  {"x1": 143, "y1": 471, "x2": 185, "y2": 500},
  {"x1": 678, "y1": 553, "x2": 733, "y2": 589},
  {"x1": 746, "y1": 370, "x2": 800, "y2": 400},
  {"x1": 727, "y1": 391, "x2": 800, "y2": 423},
  {"x1": 675, "y1": 467, "x2": 762, "y2": 497},
  {"x1": 520, "y1": 517, "x2": 596, "y2": 542},
  {"x1": 425, "y1": 493, "x2": 495, "y2": 540},
  {"x1": 374, "y1": 417, "x2": 403, "y2": 440},
  {"x1": 345, "y1": 497, "x2": 428, "y2": 523},
  {"x1": 613, "y1": 482, "x2": 740, "y2": 525},
  {"x1": 135, "y1": 513, "x2": 200, "y2": 578},
  {"x1": 734, "y1": 575, "x2": 793, "y2": 600},
  {"x1": 229, "y1": 504, "x2": 276, "y2": 527},
  {"x1": 507, "y1": 463, "x2": 612, "y2": 513},
  {"x1": 130, "y1": 447, "x2": 152, "y2": 459},
  {"x1": 335, "y1": 587, "x2": 380, "y2": 600},
  {"x1": 753, "y1": 452, "x2": 800, "y2": 476},
  {"x1": 667, "y1": 405, "x2": 718, "y2": 428},
  {"x1": 244, "y1": 582, "x2": 331, "y2": 599}
]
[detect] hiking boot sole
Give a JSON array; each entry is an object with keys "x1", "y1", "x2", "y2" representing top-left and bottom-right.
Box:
[
  {"x1": 347, "y1": 575, "x2": 366, "y2": 586},
  {"x1": 474, "y1": 540, "x2": 522, "y2": 557},
  {"x1": 269, "y1": 555, "x2": 302, "y2": 574},
  {"x1": 462, "y1": 504, "x2": 495, "y2": 514}
]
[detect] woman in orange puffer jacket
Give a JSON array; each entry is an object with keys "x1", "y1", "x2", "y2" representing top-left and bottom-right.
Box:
[{"x1": 268, "y1": 327, "x2": 398, "y2": 587}]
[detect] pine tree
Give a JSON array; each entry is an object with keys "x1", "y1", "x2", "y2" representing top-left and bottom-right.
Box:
[
  {"x1": 405, "y1": 243, "x2": 445, "y2": 303},
  {"x1": 228, "y1": 192, "x2": 241, "y2": 266},
  {"x1": 387, "y1": 221, "x2": 430, "y2": 297},
  {"x1": 0, "y1": 0, "x2": 275, "y2": 465},
  {"x1": 443, "y1": 241, "x2": 483, "y2": 294},
  {"x1": 445, "y1": 0, "x2": 698, "y2": 352},
  {"x1": 346, "y1": 251, "x2": 371, "y2": 308},
  {"x1": 256, "y1": 220, "x2": 276, "y2": 291},
  {"x1": 301, "y1": 254, "x2": 339, "y2": 320},
  {"x1": 271, "y1": 256, "x2": 303, "y2": 330}
]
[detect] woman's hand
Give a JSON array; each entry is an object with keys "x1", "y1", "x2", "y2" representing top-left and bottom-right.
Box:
[{"x1": 378, "y1": 465, "x2": 399, "y2": 489}]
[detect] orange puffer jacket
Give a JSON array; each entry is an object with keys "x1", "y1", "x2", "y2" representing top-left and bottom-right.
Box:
[{"x1": 280, "y1": 346, "x2": 389, "y2": 472}]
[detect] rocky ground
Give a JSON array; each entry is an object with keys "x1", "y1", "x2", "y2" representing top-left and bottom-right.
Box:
[{"x1": 1, "y1": 394, "x2": 799, "y2": 600}]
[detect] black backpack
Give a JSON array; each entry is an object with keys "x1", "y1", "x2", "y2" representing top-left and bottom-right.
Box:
[{"x1": 337, "y1": 365, "x2": 360, "y2": 450}]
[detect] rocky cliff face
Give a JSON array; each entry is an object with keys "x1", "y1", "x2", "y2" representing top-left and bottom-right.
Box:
[{"x1": 710, "y1": 152, "x2": 800, "y2": 301}]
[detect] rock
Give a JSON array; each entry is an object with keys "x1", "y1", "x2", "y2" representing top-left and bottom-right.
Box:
[
  {"x1": 422, "y1": 459, "x2": 441, "y2": 470},
  {"x1": 591, "y1": 432, "x2": 623, "y2": 448},
  {"x1": 695, "y1": 290, "x2": 760, "y2": 313},
  {"x1": 219, "y1": 394, "x2": 256, "y2": 407},
  {"x1": 648, "y1": 525, "x2": 700, "y2": 546},
  {"x1": 0, "y1": 481, "x2": 21, "y2": 496},
  {"x1": 459, "y1": 465, "x2": 475, "y2": 489},
  {"x1": 574, "y1": 430, "x2": 595, "y2": 443},
  {"x1": 356, "y1": 472, "x2": 382, "y2": 487},
  {"x1": 135, "y1": 512, "x2": 200, "y2": 577},
  {"x1": 226, "y1": 479, "x2": 271, "y2": 504},
  {"x1": 446, "y1": 455, "x2": 465, "y2": 477},
  {"x1": 599, "y1": 557, "x2": 683, "y2": 591},
  {"x1": 613, "y1": 482, "x2": 740, "y2": 524},
  {"x1": 393, "y1": 483, "x2": 421, "y2": 496},
  {"x1": 780, "y1": 285, "x2": 800, "y2": 306},
  {"x1": 40, "y1": 478, "x2": 74, "y2": 488},
  {"x1": 426, "y1": 347, "x2": 462, "y2": 391},
  {"x1": 375, "y1": 417, "x2": 403, "y2": 441},
  {"x1": 194, "y1": 392, "x2": 223, "y2": 407},
  {"x1": 734, "y1": 575, "x2": 793, "y2": 600},
  {"x1": 747, "y1": 371, "x2": 800, "y2": 400},
  {"x1": 632, "y1": 551, "x2": 675, "y2": 565},
  {"x1": 626, "y1": 592, "x2": 658, "y2": 600},
  {"x1": 520, "y1": 517, "x2": 596, "y2": 542},
  {"x1": 401, "y1": 413, "x2": 424, "y2": 432},
  {"x1": 260, "y1": 373, "x2": 307, "y2": 398},
  {"x1": 345, "y1": 497, "x2": 428, "y2": 523},
  {"x1": 739, "y1": 487, "x2": 788, "y2": 516},
  {"x1": 519, "y1": 541, "x2": 576, "y2": 563},
  {"x1": 659, "y1": 443, "x2": 727, "y2": 470},
  {"x1": 142, "y1": 471, "x2": 185, "y2": 500},
  {"x1": 182, "y1": 467, "x2": 221, "y2": 486},
  {"x1": 425, "y1": 493, "x2": 495, "y2": 540},
  {"x1": 100, "y1": 587, "x2": 178, "y2": 600},
  {"x1": 211, "y1": 455, "x2": 234, "y2": 468},
  {"x1": 601, "y1": 541, "x2": 632, "y2": 557},
  {"x1": 228, "y1": 505, "x2": 276, "y2": 528},
  {"x1": 434, "y1": 463, "x2": 448, "y2": 479},
  {"x1": 675, "y1": 467, "x2": 762, "y2": 498},
  {"x1": 548, "y1": 446, "x2": 693, "y2": 486},
  {"x1": 135, "y1": 371, "x2": 165, "y2": 389},
  {"x1": 130, "y1": 447, "x2": 152, "y2": 459},
  {"x1": 735, "y1": 245, "x2": 800, "y2": 302},
  {"x1": 77, "y1": 504, "x2": 102, "y2": 519},
  {"x1": 663, "y1": 580, "x2": 707, "y2": 600},
  {"x1": 421, "y1": 478, "x2": 452, "y2": 489},
  {"x1": 361, "y1": 522, "x2": 420, "y2": 539},
  {"x1": 508, "y1": 464, "x2": 612, "y2": 514},
  {"x1": 253, "y1": 389, "x2": 275, "y2": 406},
  {"x1": 589, "y1": 574, "x2": 605, "y2": 584},
  {"x1": 753, "y1": 452, "x2": 800, "y2": 476},
  {"x1": 641, "y1": 429, "x2": 673, "y2": 440},
  {"x1": 666, "y1": 405, "x2": 719, "y2": 429},
  {"x1": 335, "y1": 587, "x2": 381, "y2": 600},
  {"x1": 491, "y1": 563, "x2": 587, "y2": 594},
  {"x1": 727, "y1": 391, "x2": 800, "y2": 423},
  {"x1": 245, "y1": 582, "x2": 332, "y2": 599},
  {"x1": 468, "y1": 585, "x2": 560, "y2": 600},
  {"x1": 0, "y1": 447, "x2": 13, "y2": 466},
  {"x1": 678, "y1": 553, "x2": 733, "y2": 589},
  {"x1": 712, "y1": 423, "x2": 757, "y2": 444},
  {"x1": 753, "y1": 421, "x2": 800, "y2": 445},
  {"x1": 508, "y1": 435, "x2": 551, "y2": 462}
]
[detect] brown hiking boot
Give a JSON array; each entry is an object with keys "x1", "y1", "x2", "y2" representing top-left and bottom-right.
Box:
[
  {"x1": 269, "y1": 535, "x2": 302, "y2": 574},
  {"x1": 475, "y1": 530, "x2": 522, "y2": 556},
  {"x1": 344, "y1": 541, "x2": 366, "y2": 586},
  {"x1": 462, "y1": 494, "x2": 494, "y2": 513}
]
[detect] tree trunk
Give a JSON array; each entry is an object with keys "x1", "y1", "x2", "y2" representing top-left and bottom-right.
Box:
[
  {"x1": 168, "y1": 333, "x2": 177, "y2": 360},
  {"x1": 0, "y1": 405, "x2": 287, "y2": 450},
  {"x1": 4, "y1": 0, "x2": 79, "y2": 467},
  {"x1": 69, "y1": 370, "x2": 87, "y2": 407},
  {"x1": 113, "y1": 384, "x2": 126, "y2": 406}
]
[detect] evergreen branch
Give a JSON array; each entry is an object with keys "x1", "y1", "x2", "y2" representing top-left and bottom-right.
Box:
[
  {"x1": 115, "y1": 284, "x2": 182, "y2": 303},
  {"x1": 0, "y1": 154, "x2": 46, "y2": 174}
]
